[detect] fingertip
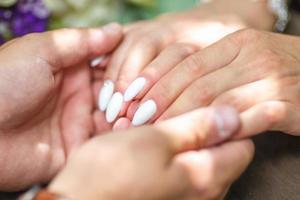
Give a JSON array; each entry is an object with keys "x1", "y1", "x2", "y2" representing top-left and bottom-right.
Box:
[
  {"x1": 113, "y1": 118, "x2": 131, "y2": 131},
  {"x1": 214, "y1": 106, "x2": 240, "y2": 139}
]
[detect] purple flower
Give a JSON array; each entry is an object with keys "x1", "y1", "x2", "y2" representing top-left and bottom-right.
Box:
[
  {"x1": 13, "y1": 0, "x2": 50, "y2": 36},
  {"x1": 0, "y1": 0, "x2": 50, "y2": 43}
]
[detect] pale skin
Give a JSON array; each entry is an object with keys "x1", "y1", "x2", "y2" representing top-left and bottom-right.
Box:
[
  {"x1": 0, "y1": 24, "x2": 252, "y2": 200},
  {"x1": 49, "y1": 106, "x2": 254, "y2": 200},
  {"x1": 0, "y1": 26, "x2": 255, "y2": 199},
  {"x1": 121, "y1": 29, "x2": 300, "y2": 138},
  {"x1": 0, "y1": 24, "x2": 122, "y2": 190},
  {"x1": 102, "y1": 0, "x2": 276, "y2": 94}
]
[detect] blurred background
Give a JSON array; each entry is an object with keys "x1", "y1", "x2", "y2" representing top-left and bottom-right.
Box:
[{"x1": 0, "y1": 0, "x2": 199, "y2": 44}]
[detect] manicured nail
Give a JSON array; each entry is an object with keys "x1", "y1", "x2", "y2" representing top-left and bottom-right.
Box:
[
  {"x1": 124, "y1": 77, "x2": 146, "y2": 102},
  {"x1": 98, "y1": 80, "x2": 114, "y2": 111},
  {"x1": 106, "y1": 92, "x2": 123, "y2": 123},
  {"x1": 132, "y1": 100, "x2": 157, "y2": 126},
  {"x1": 90, "y1": 56, "x2": 105, "y2": 68},
  {"x1": 214, "y1": 106, "x2": 239, "y2": 139}
]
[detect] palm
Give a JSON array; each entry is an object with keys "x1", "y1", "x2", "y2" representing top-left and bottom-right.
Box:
[
  {"x1": 0, "y1": 25, "x2": 122, "y2": 191},
  {"x1": 0, "y1": 58, "x2": 96, "y2": 190}
]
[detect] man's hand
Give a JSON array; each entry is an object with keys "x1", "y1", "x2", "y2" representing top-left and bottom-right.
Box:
[
  {"x1": 0, "y1": 24, "x2": 122, "y2": 190},
  {"x1": 49, "y1": 106, "x2": 254, "y2": 200}
]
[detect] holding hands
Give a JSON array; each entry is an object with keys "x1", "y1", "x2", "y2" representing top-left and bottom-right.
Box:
[
  {"x1": 49, "y1": 107, "x2": 254, "y2": 200},
  {"x1": 111, "y1": 29, "x2": 300, "y2": 138},
  {"x1": 1, "y1": 1, "x2": 298, "y2": 198}
]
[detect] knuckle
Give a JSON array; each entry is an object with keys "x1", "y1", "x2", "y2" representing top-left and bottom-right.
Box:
[
  {"x1": 133, "y1": 36, "x2": 159, "y2": 53},
  {"x1": 230, "y1": 28, "x2": 263, "y2": 45},
  {"x1": 257, "y1": 49, "x2": 284, "y2": 73},
  {"x1": 182, "y1": 53, "x2": 204, "y2": 75},
  {"x1": 124, "y1": 32, "x2": 142, "y2": 46},
  {"x1": 262, "y1": 102, "x2": 286, "y2": 125},
  {"x1": 167, "y1": 43, "x2": 197, "y2": 59}
]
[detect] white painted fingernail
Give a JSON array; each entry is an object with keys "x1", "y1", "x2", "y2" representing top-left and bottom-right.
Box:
[
  {"x1": 106, "y1": 92, "x2": 123, "y2": 123},
  {"x1": 124, "y1": 77, "x2": 146, "y2": 102},
  {"x1": 90, "y1": 56, "x2": 105, "y2": 68},
  {"x1": 132, "y1": 100, "x2": 157, "y2": 126},
  {"x1": 98, "y1": 80, "x2": 114, "y2": 111}
]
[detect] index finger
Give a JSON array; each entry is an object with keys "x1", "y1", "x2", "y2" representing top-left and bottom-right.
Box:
[{"x1": 128, "y1": 33, "x2": 241, "y2": 125}]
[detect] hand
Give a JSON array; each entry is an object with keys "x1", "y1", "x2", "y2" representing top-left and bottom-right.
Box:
[
  {"x1": 97, "y1": 0, "x2": 276, "y2": 125},
  {"x1": 49, "y1": 106, "x2": 254, "y2": 200},
  {"x1": 0, "y1": 24, "x2": 122, "y2": 190},
  {"x1": 124, "y1": 29, "x2": 300, "y2": 137}
]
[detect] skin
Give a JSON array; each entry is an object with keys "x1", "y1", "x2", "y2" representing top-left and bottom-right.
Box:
[
  {"x1": 123, "y1": 29, "x2": 300, "y2": 138},
  {"x1": 49, "y1": 107, "x2": 254, "y2": 200},
  {"x1": 103, "y1": 0, "x2": 275, "y2": 94},
  {"x1": 0, "y1": 24, "x2": 123, "y2": 191}
]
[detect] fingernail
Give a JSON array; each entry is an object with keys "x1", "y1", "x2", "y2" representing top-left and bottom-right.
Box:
[
  {"x1": 90, "y1": 56, "x2": 105, "y2": 68},
  {"x1": 132, "y1": 100, "x2": 157, "y2": 126},
  {"x1": 214, "y1": 106, "x2": 239, "y2": 139},
  {"x1": 106, "y1": 92, "x2": 123, "y2": 123},
  {"x1": 102, "y1": 23, "x2": 121, "y2": 34},
  {"x1": 98, "y1": 80, "x2": 114, "y2": 111},
  {"x1": 124, "y1": 77, "x2": 146, "y2": 102}
]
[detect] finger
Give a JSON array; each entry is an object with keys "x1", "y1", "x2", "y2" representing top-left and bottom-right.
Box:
[
  {"x1": 93, "y1": 110, "x2": 112, "y2": 134},
  {"x1": 158, "y1": 72, "x2": 274, "y2": 121},
  {"x1": 93, "y1": 79, "x2": 104, "y2": 109},
  {"x1": 104, "y1": 31, "x2": 140, "y2": 82},
  {"x1": 90, "y1": 54, "x2": 111, "y2": 69},
  {"x1": 174, "y1": 139, "x2": 254, "y2": 199},
  {"x1": 237, "y1": 101, "x2": 300, "y2": 138},
  {"x1": 155, "y1": 106, "x2": 240, "y2": 154},
  {"x1": 41, "y1": 23, "x2": 122, "y2": 72},
  {"x1": 113, "y1": 117, "x2": 131, "y2": 130},
  {"x1": 211, "y1": 79, "x2": 281, "y2": 112},
  {"x1": 131, "y1": 35, "x2": 241, "y2": 124},
  {"x1": 56, "y1": 62, "x2": 94, "y2": 154},
  {"x1": 98, "y1": 30, "x2": 146, "y2": 113},
  {"x1": 92, "y1": 69, "x2": 105, "y2": 81},
  {"x1": 92, "y1": 80, "x2": 112, "y2": 133},
  {"x1": 122, "y1": 43, "x2": 198, "y2": 102},
  {"x1": 115, "y1": 30, "x2": 177, "y2": 92}
]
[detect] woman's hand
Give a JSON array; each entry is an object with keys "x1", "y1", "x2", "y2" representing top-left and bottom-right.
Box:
[
  {"x1": 0, "y1": 24, "x2": 122, "y2": 190},
  {"x1": 97, "y1": 0, "x2": 276, "y2": 124},
  {"x1": 123, "y1": 29, "x2": 300, "y2": 137},
  {"x1": 49, "y1": 106, "x2": 254, "y2": 200}
]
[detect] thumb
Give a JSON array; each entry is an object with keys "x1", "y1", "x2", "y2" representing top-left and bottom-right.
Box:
[
  {"x1": 237, "y1": 101, "x2": 300, "y2": 138},
  {"x1": 36, "y1": 23, "x2": 123, "y2": 72},
  {"x1": 154, "y1": 106, "x2": 240, "y2": 155}
]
